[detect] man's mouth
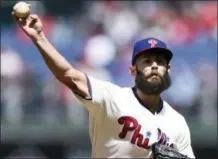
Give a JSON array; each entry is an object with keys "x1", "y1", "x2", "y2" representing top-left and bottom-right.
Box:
[
  {"x1": 150, "y1": 75, "x2": 160, "y2": 79},
  {"x1": 147, "y1": 73, "x2": 162, "y2": 81},
  {"x1": 149, "y1": 73, "x2": 159, "y2": 78}
]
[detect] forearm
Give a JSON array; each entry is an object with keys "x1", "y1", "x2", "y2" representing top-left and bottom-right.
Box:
[
  {"x1": 12, "y1": 11, "x2": 88, "y2": 94},
  {"x1": 32, "y1": 33, "x2": 76, "y2": 81}
]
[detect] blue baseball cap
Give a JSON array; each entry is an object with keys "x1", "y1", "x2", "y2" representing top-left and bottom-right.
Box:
[{"x1": 132, "y1": 37, "x2": 173, "y2": 65}]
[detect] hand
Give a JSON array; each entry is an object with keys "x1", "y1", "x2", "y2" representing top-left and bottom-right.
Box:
[{"x1": 12, "y1": 11, "x2": 44, "y2": 40}]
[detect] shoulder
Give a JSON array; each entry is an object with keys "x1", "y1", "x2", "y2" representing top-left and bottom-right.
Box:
[
  {"x1": 88, "y1": 74, "x2": 132, "y2": 97},
  {"x1": 106, "y1": 84, "x2": 133, "y2": 99}
]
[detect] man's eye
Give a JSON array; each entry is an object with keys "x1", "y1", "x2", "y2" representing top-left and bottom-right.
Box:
[
  {"x1": 157, "y1": 59, "x2": 164, "y2": 63},
  {"x1": 144, "y1": 59, "x2": 151, "y2": 63}
]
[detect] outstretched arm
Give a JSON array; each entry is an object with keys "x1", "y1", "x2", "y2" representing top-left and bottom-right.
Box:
[{"x1": 12, "y1": 12, "x2": 90, "y2": 99}]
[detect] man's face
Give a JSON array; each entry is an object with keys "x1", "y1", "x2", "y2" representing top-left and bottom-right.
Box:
[{"x1": 133, "y1": 52, "x2": 172, "y2": 95}]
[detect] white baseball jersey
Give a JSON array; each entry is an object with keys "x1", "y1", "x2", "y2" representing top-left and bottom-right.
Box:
[{"x1": 73, "y1": 74, "x2": 195, "y2": 158}]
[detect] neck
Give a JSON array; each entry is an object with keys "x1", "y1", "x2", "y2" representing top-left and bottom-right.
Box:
[{"x1": 136, "y1": 87, "x2": 161, "y2": 113}]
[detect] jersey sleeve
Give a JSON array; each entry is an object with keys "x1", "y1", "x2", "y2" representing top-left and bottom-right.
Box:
[
  {"x1": 176, "y1": 118, "x2": 196, "y2": 159},
  {"x1": 73, "y1": 73, "x2": 120, "y2": 115}
]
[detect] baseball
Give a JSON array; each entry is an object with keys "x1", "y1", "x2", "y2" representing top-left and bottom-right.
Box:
[{"x1": 13, "y1": 1, "x2": 30, "y2": 18}]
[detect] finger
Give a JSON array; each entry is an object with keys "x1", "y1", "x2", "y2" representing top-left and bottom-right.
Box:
[
  {"x1": 12, "y1": 12, "x2": 24, "y2": 22},
  {"x1": 12, "y1": 11, "x2": 28, "y2": 28},
  {"x1": 30, "y1": 14, "x2": 39, "y2": 20},
  {"x1": 12, "y1": 11, "x2": 19, "y2": 22},
  {"x1": 12, "y1": 11, "x2": 23, "y2": 26},
  {"x1": 19, "y1": 17, "x2": 27, "y2": 26}
]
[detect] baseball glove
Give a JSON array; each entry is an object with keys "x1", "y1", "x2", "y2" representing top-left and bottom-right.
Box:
[{"x1": 152, "y1": 143, "x2": 190, "y2": 159}]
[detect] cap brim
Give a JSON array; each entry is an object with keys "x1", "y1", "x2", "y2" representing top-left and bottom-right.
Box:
[{"x1": 132, "y1": 47, "x2": 173, "y2": 65}]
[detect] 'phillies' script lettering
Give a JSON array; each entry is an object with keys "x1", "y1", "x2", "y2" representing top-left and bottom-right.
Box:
[{"x1": 118, "y1": 116, "x2": 175, "y2": 149}]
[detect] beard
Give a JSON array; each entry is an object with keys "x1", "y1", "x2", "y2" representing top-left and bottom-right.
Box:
[{"x1": 135, "y1": 67, "x2": 172, "y2": 95}]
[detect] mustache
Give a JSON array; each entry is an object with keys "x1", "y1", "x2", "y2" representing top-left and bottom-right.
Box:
[
  {"x1": 147, "y1": 72, "x2": 162, "y2": 78},
  {"x1": 136, "y1": 67, "x2": 162, "y2": 79}
]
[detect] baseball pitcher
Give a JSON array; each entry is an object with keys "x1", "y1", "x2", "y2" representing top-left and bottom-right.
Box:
[{"x1": 12, "y1": 8, "x2": 195, "y2": 159}]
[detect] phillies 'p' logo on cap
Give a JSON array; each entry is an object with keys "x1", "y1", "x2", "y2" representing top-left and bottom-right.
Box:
[
  {"x1": 148, "y1": 39, "x2": 158, "y2": 48},
  {"x1": 132, "y1": 37, "x2": 173, "y2": 65}
]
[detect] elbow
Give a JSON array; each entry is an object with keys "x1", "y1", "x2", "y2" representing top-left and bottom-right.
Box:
[
  {"x1": 57, "y1": 75, "x2": 77, "y2": 90},
  {"x1": 57, "y1": 68, "x2": 77, "y2": 89}
]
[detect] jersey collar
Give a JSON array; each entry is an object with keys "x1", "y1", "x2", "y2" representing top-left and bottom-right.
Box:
[{"x1": 131, "y1": 87, "x2": 163, "y2": 114}]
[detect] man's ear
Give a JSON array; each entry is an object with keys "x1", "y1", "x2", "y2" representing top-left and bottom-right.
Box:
[
  {"x1": 129, "y1": 65, "x2": 136, "y2": 76},
  {"x1": 167, "y1": 64, "x2": 171, "y2": 73}
]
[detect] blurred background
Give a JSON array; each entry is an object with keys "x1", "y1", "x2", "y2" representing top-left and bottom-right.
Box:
[{"x1": 1, "y1": 0, "x2": 217, "y2": 158}]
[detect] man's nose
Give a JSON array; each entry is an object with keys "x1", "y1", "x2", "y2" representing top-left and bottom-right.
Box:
[{"x1": 151, "y1": 62, "x2": 158, "y2": 70}]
